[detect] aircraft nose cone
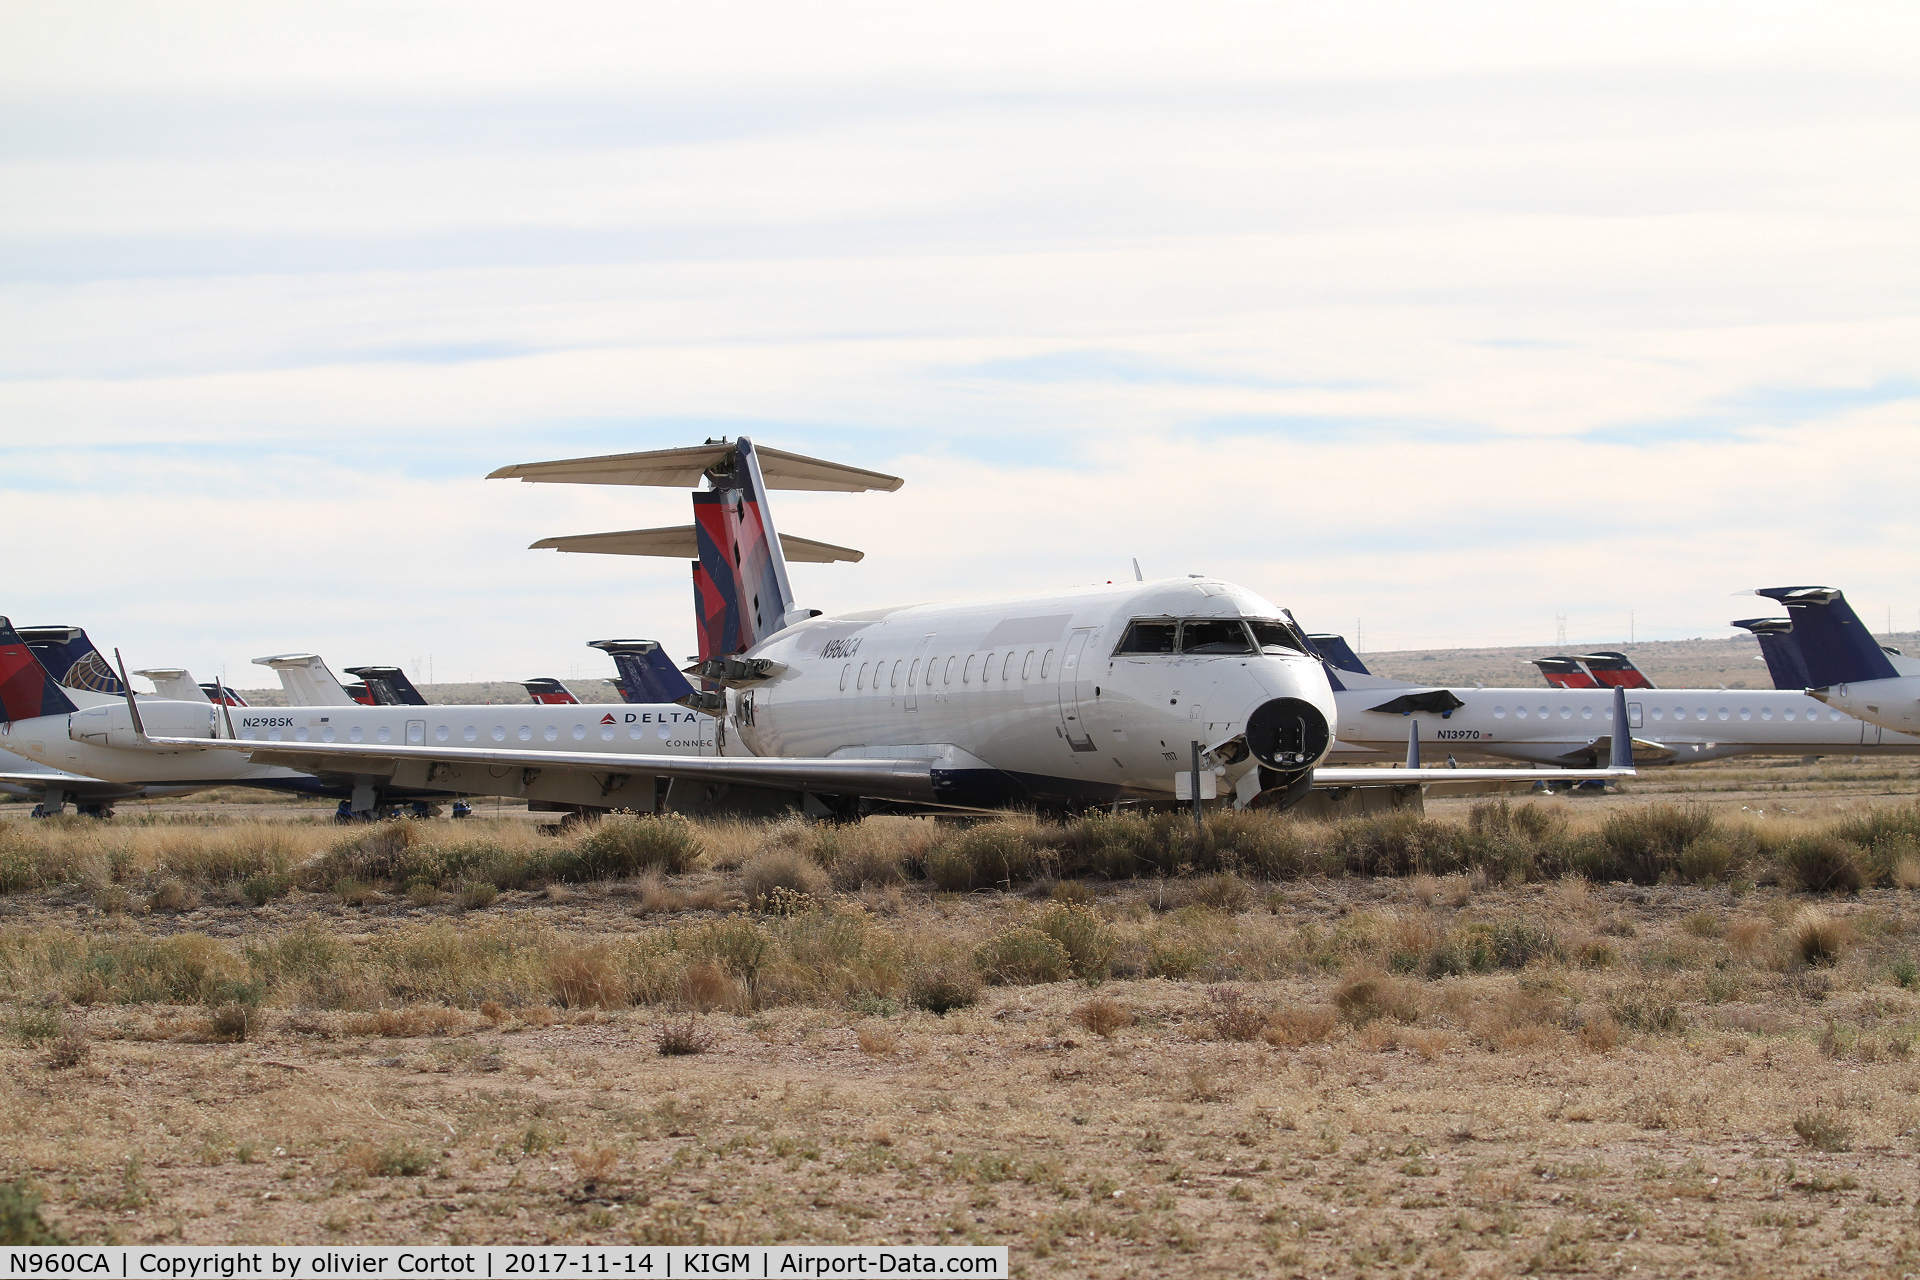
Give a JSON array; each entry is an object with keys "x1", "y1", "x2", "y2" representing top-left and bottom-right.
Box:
[{"x1": 1246, "y1": 697, "x2": 1332, "y2": 770}]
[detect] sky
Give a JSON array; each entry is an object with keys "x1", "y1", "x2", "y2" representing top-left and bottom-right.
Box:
[{"x1": 2, "y1": 1, "x2": 1917, "y2": 688}]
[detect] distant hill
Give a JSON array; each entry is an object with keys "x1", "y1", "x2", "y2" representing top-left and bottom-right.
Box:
[{"x1": 1360, "y1": 630, "x2": 1920, "y2": 692}]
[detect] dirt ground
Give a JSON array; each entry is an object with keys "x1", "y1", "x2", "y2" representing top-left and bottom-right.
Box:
[{"x1": 4, "y1": 763, "x2": 1920, "y2": 1273}]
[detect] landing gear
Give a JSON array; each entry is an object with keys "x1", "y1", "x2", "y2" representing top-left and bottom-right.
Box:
[
  {"x1": 451, "y1": 801, "x2": 473, "y2": 819},
  {"x1": 75, "y1": 803, "x2": 114, "y2": 819}
]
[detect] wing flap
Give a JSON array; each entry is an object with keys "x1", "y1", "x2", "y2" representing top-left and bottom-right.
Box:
[{"x1": 144, "y1": 736, "x2": 936, "y2": 801}]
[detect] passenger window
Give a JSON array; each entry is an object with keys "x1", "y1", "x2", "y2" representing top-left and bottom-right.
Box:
[
  {"x1": 1002, "y1": 652, "x2": 1014, "y2": 680},
  {"x1": 1021, "y1": 651, "x2": 1033, "y2": 680},
  {"x1": 857, "y1": 662, "x2": 868, "y2": 690},
  {"x1": 1115, "y1": 621, "x2": 1177, "y2": 654},
  {"x1": 963, "y1": 655, "x2": 975, "y2": 684},
  {"x1": 1247, "y1": 620, "x2": 1307, "y2": 654},
  {"x1": 891, "y1": 660, "x2": 901, "y2": 689},
  {"x1": 1179, "y1": 620, "x2": 1254, "y2": 654},
  {"x1": 1040, "y1": 649, "x2": 1054, "y2": 679},
  {"x1": 908, "y1": 659, "x2": 920, "y2": 687},
  {"x1": 984, "y1": 652, "x2": 995, "y2": 680},
  {"x1": 944, "y1": 656, "x2": 954, "y2": 685},
  {"x1": 840, "y1": 664, "x2": 850, "y2": 691}
]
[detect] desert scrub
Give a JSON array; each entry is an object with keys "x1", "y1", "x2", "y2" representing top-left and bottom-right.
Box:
[
  {"x1": 1581, "y1": 805, "x2": 1757, "y2": 885},
  {"x1": 741, "y1": 849, "x2": 828, "y2": 909},
  {"x1": 554, "y1": 812, "x2": 702, "y2": 879},
  {"x1": 975, "y1": 928, "x2": 1074, "y2": 985},
  {"x1": 759, "y1": 903, "x2": 905, "y2": 1005}
]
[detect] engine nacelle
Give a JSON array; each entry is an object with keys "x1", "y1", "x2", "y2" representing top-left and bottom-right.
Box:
[{"x1": 69, "y1": 700, "x2": 218, "y2": 750}]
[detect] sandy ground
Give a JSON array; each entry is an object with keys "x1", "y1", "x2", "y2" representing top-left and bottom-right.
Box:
[{"x1": 4, "y1": 762, "x2": 1920, "y2": 1272}]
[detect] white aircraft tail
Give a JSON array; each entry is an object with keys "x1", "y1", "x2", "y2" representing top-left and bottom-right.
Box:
[
  {"x1": 252, "y1": 653, "x2": 356, "y2": 706},
  {"x1": 133, "y1": 667, "x2": 211, "y2": 703}
]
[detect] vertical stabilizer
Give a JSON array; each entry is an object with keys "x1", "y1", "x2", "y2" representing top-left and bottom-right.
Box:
[
  {"x1": 590, "y1": 639, "x2": 699, "y2": 705},
  {"x1": 18, "y1": 625, "x2": 126, "y2": 695},
  {"x1": 1576, "y1": 651, "x2": 1655, "y2": 690},
  {"x1": 1729, "y1": 618, "x2": 1811, "y2": 690},
  {"x1": 1532, "y1": 657, "x2": 1600, "y2": 689},
  {"x1": 344, "y1": 666, "x2": 429, "y2": 706},
  {"x1": 252, "y1": 654, "x2": 357, "y2": 707},
  {"x1": 1753, "y1": 586, "x2": 1899, "y2": 687},
  {"x1": 1307, "y1": 633, "x2": 1371, "y2": 676},
  {"x1": 0, "y1": 617, "x2": 80, "y2": 720},
  {"x1": 522, "y1": 678, "x2": 580, "y2": 705},
  {"x1": 134, "y1": 668, "x2": 212, "y2": 703}
]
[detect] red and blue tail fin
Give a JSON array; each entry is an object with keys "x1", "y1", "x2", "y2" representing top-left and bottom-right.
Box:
[
  {"x1": 1753, "y1": 586, "x2": 1898, "y2": 687},
  {"x1": 1532, "y1": 657, "x2": 1600, "y2": 689},
  {"x1": 17, "y1": 624, "x2": 125, "y2": 695},
  {"x1": 521, "y1": 678, "x2": 580, "y2": 705},
  {"x1": 1729, "y1": 617, "x2": 1812, "y2": 689},
  {"x1": 343, "y1": 666, "x2": 428, "y2": 706},
  {"x1": 0, "y1": 617, "x2": 80, "y2": 720},
  {"x1": 1575, "y1": 651, "x2": 1654, "y2": 689}
]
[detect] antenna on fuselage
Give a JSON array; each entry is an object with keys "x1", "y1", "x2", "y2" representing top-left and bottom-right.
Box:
[{"x1": 1405, "y1": 719, "x2": 1420, "y2": 769}]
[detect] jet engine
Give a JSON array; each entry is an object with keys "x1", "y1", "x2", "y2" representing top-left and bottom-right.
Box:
[{"x1": 69, "y1": 700, "x2": 218, "y2": 750}]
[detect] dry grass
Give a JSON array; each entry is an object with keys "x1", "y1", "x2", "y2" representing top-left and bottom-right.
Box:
[
  {"x1": 5, "y1": 802, "x2": 1920, "y2": 1266},
  {"x1": 1073, "y1": 997, "x2": 1133, "y2": 1038}
]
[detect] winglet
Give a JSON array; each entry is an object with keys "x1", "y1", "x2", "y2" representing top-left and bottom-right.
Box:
[
  {"x1": 113, "y1": 648, "x2": 148, "y2": 741},
  {"x1": 1609, "y1": 686, "x2": 1633, "y2": 771},
  {"x1": 1405, "y1": 718, "x2": 1420, "y2": 769}
]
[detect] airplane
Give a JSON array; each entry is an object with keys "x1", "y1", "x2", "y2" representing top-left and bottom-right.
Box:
[
  {"x1": 1301, "y1": 622, "x2": 1920, "y2": 768},
  {"x1": 0, "y1": 617, "x2": 721, "y2": 820},
  {"x1": 1751, "y1": 586, "x2": 1920, "y2": 738},
  {"x1": 84, "y1": 437, "x2": 1632, "y2": 819},
  {"x1": 0, "y1": 626, "x2": 230, "y2": 816}
]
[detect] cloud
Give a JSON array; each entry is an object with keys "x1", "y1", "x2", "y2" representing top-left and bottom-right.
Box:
[{"x1": 2, "y1": 3, "x2": 1917, "y2": 677}]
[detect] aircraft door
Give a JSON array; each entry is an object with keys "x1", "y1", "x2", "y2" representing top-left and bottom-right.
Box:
[
  {"x1": 406, "y1": 719, "x2": 426, "y2": 746},
  {"x1": 1057, "y1": 629, "x2": 1097, "y2": 752},
  {"x1": 905, "y1": 634, "x2": 933, "y2": 713}
]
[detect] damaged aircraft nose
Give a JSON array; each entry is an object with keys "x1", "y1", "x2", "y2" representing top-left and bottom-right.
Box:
[{"x1": 1246, "y1": 696, "x2": 1332, "y2": 770}]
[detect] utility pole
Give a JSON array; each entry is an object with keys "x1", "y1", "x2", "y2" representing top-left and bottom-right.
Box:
[
  {"x1": 1629, "y1": 610, "x2": 1635, "y2": 644},
  {"x1": 1190, "y1": 740, "x2": 1204, "y2": 833},
  {"x1": 1555, "y1": 614, "x2": 1567, "y2": 646}
]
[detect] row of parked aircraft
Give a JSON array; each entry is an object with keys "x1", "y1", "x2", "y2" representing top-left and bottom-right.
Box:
[{"x1": 0, "y1": 437, "x2": 1903, "y2": 824}]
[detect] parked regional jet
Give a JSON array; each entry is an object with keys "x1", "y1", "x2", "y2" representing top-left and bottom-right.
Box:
[
  {"x1": 1752, "y1": 586, "x2": 1920, "y2": 737},
  {"x1": 96, "y1": 439, "x2": 1631, "y2": 817},
  {"x1": 0, "y1": 618, "x2": 719, "y2": 818},
  {"x1": 1532, "y1": 657, "x2": 1602, "y2": 689},
  {"x1": 1301, "y1": 618, "x2": 1920, "y2": 768}
]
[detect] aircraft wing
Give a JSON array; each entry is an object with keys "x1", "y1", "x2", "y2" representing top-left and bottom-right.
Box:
[
  {"x1": 140, "y1": 736, "x2": 938, "y2": 802},
  {"x1": 1310, "y1": 766, "x2": 1632, "y2": 784}
]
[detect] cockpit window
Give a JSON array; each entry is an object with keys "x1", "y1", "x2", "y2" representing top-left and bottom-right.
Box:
[
  {"x1": 1248, "y1": 619, "x2": 1309, "y2": 655},
  {"x1": 1179, "y1": 620, "x2": 1254, "y2": 654},
  {"x1": 1115, "y1": 621, "x2": 1177, "y2": 654}
]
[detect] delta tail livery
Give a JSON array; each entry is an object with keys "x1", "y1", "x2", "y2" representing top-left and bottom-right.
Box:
[{"x1": 1757, "y1": 586, "x2": 1920, "y2": 737}]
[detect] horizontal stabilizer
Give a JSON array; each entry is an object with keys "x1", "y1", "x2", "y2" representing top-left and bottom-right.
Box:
[
  {"x1": 489, "y1": 443, "x2": 903, "y2": 493},
  {"x1": 530, "y1": 526, "x2": 863, "y2": 564}
]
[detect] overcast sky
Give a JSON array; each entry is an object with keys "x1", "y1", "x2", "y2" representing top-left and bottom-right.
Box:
[{"x1": 3, "y1": 2, "x2": 1917, "y2": 689}]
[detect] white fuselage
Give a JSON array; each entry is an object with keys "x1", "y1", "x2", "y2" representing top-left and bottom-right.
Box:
[
  {"x1": 1327, "y1": 682, "x2": 1920, "y2": 767},
  {"x1": 733, "y1": 579, "x2": 1335, "y2": 806},
  {"x1": 1810, "y1": 677, "x2": 1920, "y2": 738},
  {"x1": 0, "y1": 699, "x2": 715, "y2": 793}
]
